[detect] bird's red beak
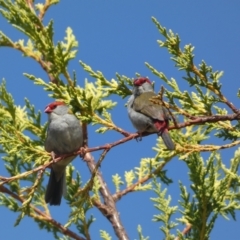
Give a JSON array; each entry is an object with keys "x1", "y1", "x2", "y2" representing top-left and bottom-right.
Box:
[{"x1": 44, "y1": 106, "x2": 52, "y2": 113}]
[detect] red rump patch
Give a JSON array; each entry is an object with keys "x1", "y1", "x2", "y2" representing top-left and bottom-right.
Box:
[
  {"x1": 45, "y1": 101, "x2": 65, "y2": 113},
  {"x1": 153, "y1": 120, "x2": 168, "y2": 134},
  {"x1": 133, "y1": 77, "x2": 151, "y2": 86}
]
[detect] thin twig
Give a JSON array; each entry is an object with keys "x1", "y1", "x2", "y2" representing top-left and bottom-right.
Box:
[
  {"x1": 39, "y1": 0, "x2": 51, "y2": 21},
  {"x1": 0, "y1": 153, "x2": 64, "y2": 185},
  {"x1": 0, "y1": 185, "x2": 86, "y2": 240},
  {"x1": 75, "y1": 148, "x2": 110, "y2": 197},
  {"x1": 113, "y1": 155, "x2": 174, "y2": 201},
  {"x1": 168, "y1": 112, "x2": 240, "y2": 129},
  {"x1": 174, "y1": 223, "x2": 192, "y2": 240},
  {"x1": 26, "y1": 0, "x2": 34, "y2": 11}
]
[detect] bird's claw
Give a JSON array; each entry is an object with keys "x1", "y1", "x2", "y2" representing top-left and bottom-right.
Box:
[
  {"x1": 79, "y1": 147, "x2": 86, "y2": 158},
  {"x1": 135, "y1": 132, "x2": 142, "y2": 142},
  {"x1": 51, "y1": 151, "x2": 57, "y2": 162}
]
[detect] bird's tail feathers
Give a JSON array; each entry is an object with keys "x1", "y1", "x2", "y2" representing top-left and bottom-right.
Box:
[
  {"x1": 45, "y1": 169, "x2": 66, "y2": 206},
  {"x1": 159, "y1": 129, "x2": 175, "y2": 150}
]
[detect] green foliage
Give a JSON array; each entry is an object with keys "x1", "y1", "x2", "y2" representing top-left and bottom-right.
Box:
[
  {"x1": 111, "y1": 153, "x2": 172, "y2": 195},
  {"x1": 80, "y1": 61, "x2": 132, "y2": 99},
  {"x1": 137, "y1": 225, "x2": 149, "y2": 240},
  {"x1": 100, "y1": 230, "x2": 112, "y2": 240},
  {"x1": 65, "y1": 166, "x2": 95, "y2": 240},
  {"x1": 24, "y1": 73, "x2": 120, "y2": 133},
  {"x1": 0, "y1": 80, "x2": 48, "y2": 167},
  {"x1": 178, "y1": 151, "x2": 240, "y2": 239},
  {"x1": 0, "y1": 80, "x2": 48, "y2": 224},
  {"x1": 0, "y1": 1, "x2": 239, "y2": 240},
  {"x1": 112, "y1": 174, "x2": 124, "y2": 192},
  {"x1": 151, "y1": 180, "x2": 178, "y2": 239},
  {"x1": 146, "y1": 18, "x2": 239, "y2": 145}
]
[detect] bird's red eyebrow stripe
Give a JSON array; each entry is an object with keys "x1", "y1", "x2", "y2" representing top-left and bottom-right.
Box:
[
  {"x1": 133, "y1": 77, "x2": 151, "y2": 86},
  {"x1": 44, "y1": 101, "x2": 65, "y2": 113}
]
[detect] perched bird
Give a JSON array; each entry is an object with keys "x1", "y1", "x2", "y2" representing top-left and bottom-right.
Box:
[
  {"x1": 127, "y1": 77, "x2": 175, "y2": 150},
  {"x1": 44, "y1": 101, "x2": 83, "y2": 205}
]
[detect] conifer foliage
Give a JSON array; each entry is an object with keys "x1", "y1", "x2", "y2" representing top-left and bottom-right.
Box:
[{"x1": 0, "y1": 1, "x2": 240, "y2": 240}]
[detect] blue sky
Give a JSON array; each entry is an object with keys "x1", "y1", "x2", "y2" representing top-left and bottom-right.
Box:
[{"x1": 1, "y1": 1, "x2": 240, "y2": 239}]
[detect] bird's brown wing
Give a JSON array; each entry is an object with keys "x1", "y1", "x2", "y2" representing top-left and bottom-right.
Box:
[{"x1": 133, "y1": 92, "x2": 166, "y2": 121}]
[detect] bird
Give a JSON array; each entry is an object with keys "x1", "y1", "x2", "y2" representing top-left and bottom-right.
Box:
[
  {"x1": 127, "y1": 77, "x2": 175, "y2": 150},
  {"x1": 44, "y1": 101, "x2": 83, "y2": 205}
]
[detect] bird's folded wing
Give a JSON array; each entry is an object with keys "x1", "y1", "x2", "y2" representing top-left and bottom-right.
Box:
[{"x1": 133, "y1": 92, "x2": 165, "y2": 121}]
